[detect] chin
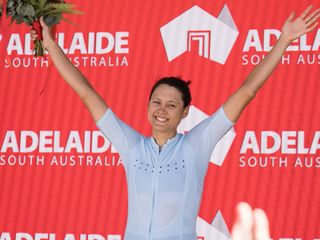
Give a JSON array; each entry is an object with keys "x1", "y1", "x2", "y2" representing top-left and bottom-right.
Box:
[
  {"x1": 152, "y1": 125, "x2": 167, "y2": 132},
  {"x1": 153, "y1": 125, "x2": 176, "y2": 134}
]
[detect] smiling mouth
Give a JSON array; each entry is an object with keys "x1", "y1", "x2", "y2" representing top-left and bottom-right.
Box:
[{"x1": 155, "y1": 116, "x2": 168, "y2": 123}]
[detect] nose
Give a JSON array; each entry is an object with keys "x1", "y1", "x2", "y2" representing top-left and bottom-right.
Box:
[
  {"x1": 155, "y1": 104, "x2": 168, "y2": 114},
  {"x1": 157, "y1": 107, "x2": 167, "y2": 114}
]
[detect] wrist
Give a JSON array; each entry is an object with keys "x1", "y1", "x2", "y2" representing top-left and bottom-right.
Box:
[
  {"x1": 278, "y1": 34, "x2": 292, "y2": 47},
  {"x1": 45, "y1": 38, "x2": 57, "y2": 52}
]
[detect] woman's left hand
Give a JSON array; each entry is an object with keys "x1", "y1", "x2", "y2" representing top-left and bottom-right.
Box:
[{"x1": 281, "y1": 5, "x2": 320, "y2": 43}]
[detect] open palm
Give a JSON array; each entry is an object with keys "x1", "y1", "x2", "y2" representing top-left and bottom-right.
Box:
[{"x1": 282, "y1": 5, "x2": 320, "y2": 42}]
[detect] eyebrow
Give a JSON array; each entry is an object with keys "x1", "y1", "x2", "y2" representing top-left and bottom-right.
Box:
[{"x1": 151, "y1": 96, "x2": 181, "y2": 104}]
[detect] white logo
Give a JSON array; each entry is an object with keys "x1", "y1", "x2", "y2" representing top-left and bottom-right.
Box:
[
  {"x1": 178, "y1": 105, "x2": 236, "y2": 166},
  {"x1": 160, "y1": 4, "x2": 239, "y2": 64},
  {"x1": 197, "y1": 211, "x2": 232, "y2": 240}
]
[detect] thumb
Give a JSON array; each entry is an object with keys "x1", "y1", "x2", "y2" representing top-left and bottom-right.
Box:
[
  {"x1": 39, "y1": 16, "x2": 49, "y2": 29},
  {"x1": 286, "y1": 11, "x2": 295, "y2": 23}
]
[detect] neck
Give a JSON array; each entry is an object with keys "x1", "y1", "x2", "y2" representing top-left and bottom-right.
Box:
[{"x1": 152, "y1": 130, "x2": 177, "y2": 147}]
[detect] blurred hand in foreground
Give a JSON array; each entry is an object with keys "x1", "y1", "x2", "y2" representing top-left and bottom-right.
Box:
[{"x1": 231, "y1": 202, "x2": 270, "y2": 240}]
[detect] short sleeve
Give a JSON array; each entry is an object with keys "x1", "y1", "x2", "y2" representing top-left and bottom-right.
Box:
[
  {"x1": 198, "y1": 105, "x2": 233, "y2": 151},
  {"x1": 96, "y1": 108, "x2": 143, "y2": 161},
  {"x1": 185, "y1": 105, "x2": 234, "y2": 145},
  {"x1": 185, "y1": 105, "x2": 234, "y2": 178}
]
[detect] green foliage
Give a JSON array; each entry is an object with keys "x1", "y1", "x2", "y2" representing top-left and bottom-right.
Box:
[
  {"x1": 0, "y1": 0, "x2": 82, "y2": 56},
  {"x1": 1, "y1": 0, "x2": 82, "y2": 27}
]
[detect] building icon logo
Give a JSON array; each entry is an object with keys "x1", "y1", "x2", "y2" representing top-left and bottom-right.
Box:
[{"x1": 160, "y1": 4, "x2": 239, "y2": 64}]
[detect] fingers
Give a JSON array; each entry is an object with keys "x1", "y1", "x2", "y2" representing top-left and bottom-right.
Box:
[
  {"x1": 39, "y1": 16, "x2": 51, "y2": 31},
  {"x1": 300, "y1": 5, "x2": 314, "y2": 19},
  {"x1": 253, "y1": 209, "x2": 270, "y2": 240},
  {"x1": 287, "y1": 6, "x2": 320, "y2": 27},
  {"x1": 231, "y1": 202, "x2": 254, "y2": 240},
  {"x1": 300, "y1": 5, "x2": 320, "y2": 28},
  {"x1": 286, "y1": 12, "x2": 295, "y2": 23},
  {"x1": 306, "y1": 21, "x2": 319, "y2": 33},
  {"x1": 305, "y1": 8, "x2": 320, "y2": 23},
  {"x1": 235, "y1": 202, "x2": 254, "y2": 226},
  {"x1": 30, "y1": 17, "x2": 50, "y2": 41},
  {"x1": 39, "y1": 16, "x2": 47, "y2": 28},
  {"x1": 30, "y1": 29, "x2": 38, "y2": 41},
  {"x1": 305, "y1": 10, "x2": 320, "y2": 27},
  {"x1": 231, "y1": 202, "x2": 271, "y2": 240}
]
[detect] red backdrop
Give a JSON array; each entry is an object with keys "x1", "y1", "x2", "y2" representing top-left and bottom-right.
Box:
[{"x1": 0, "y1": 0, "x2": 319, "y2": 239}]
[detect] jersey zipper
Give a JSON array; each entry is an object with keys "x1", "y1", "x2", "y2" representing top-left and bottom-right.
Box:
[
  {"x1": 148, "y1": 147, "x2": 162, "y2": 239},
  {"x1": 148, "y1": 187, "x2": 156, "y2": 239},
  {"x1": 148, "y1": 166, "x2": 159, "y2": 239}
]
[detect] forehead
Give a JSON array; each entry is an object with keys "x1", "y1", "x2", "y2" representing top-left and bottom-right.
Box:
[{"x1": 151, "y1": 84, "x2": 183, "y2": 102}]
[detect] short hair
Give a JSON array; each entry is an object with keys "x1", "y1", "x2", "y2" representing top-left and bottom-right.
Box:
[{"x1": 149, "y1": 76, "x2": 192, "y2": 108}]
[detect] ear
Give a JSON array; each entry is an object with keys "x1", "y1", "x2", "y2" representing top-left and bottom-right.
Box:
[{"x1": 182, "y1": 106, "x2": 189, "y2": 119}]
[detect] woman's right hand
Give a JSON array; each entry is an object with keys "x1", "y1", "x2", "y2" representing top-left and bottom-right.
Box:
[{"x1": 30, "y1": 17, "x2": 55, "y2": 50}]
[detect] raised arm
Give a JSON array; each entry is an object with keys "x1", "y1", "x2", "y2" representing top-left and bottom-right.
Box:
[
  {"x1": 31, "y1": 18, "x2": 108, "y2": 122},
  {"x1": 223, "y1": 5, "x2": 320, "y2": 122}
]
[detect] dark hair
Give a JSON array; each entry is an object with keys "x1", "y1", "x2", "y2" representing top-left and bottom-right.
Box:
[{"x1": 149, "y1": 76, "x2": 192, "y2": 108}]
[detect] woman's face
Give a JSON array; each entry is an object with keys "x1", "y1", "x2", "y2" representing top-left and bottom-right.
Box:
[{"x1": 148, "y1": 84, "x2": 189, "y2": 135}]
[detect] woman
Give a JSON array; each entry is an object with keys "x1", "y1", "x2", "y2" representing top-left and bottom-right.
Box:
[{"x1": 31, "y1": 5, "x2": 319, "y2": 240}]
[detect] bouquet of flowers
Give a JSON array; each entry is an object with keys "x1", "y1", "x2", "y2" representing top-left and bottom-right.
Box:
[{"x1": 0, "y1": 0, "x2": 82, "y2": 56}]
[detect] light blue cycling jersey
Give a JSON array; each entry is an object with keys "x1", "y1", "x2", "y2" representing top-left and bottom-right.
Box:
[{"x1": 96, "y1": 106, "x2": 233, "y2": 240}]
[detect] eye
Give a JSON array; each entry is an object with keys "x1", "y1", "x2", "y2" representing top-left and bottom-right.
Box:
[
  {"x1": 153, "y1": 100, "x2": 160, "y2": 104},
  {"x1": 167, "y1": 103, "x2": 176, "y2": 108}
]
